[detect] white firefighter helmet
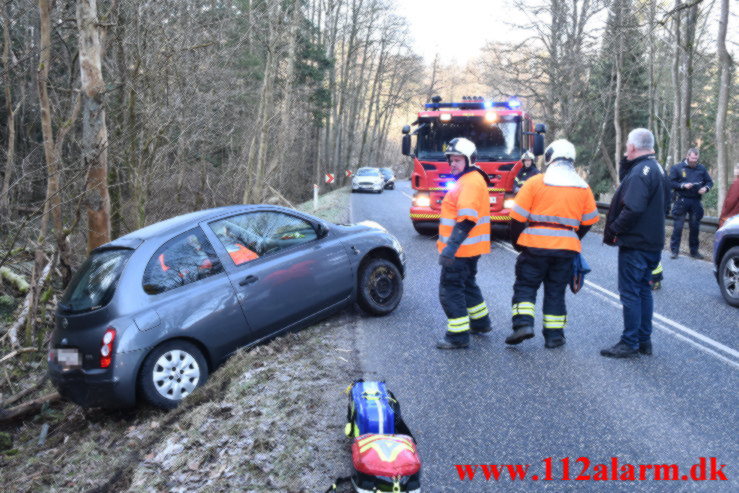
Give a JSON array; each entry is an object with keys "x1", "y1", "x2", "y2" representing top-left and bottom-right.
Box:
[
  {"x1": 445, "y1": 137, "x2": 477, "y2": 167},
  {"x1": 521, "y1": 150, "x2": 535, "y2": 162},
  {"x1": 544, "y1": 139, "x2": 576, "y2": 164}
]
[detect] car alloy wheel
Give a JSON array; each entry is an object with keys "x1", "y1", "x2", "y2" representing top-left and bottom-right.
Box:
[
  {"x1": 719, "y1": 246, "x2": 739, "y2": 307},
  {"x1": 139, "y1": 340, "x2": 208, "y2": 409},
  {"x1": 153, "y1": 349, "x2": 201, "y2": 401}
]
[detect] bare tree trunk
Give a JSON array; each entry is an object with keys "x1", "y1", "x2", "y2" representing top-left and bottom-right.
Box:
[
  {"x1": 612, "y1": 1, "x2": 623, "y2": 179},
  {"x1": 78, "y1": 0, "x2": 111, "y2": 251},
  {"x1": 426, "y1": 53, "x2": 440, "y2": 102},
  {"x1": 647, "y1": 0, "x2": 656, "y2": 133},
  {"x1": 714, "y1": 0, "x2": 731, "y2": 209},
  {"x1": 275, "y1": 0, "x2": 302, "y2": 172},
  {"x1": 669, "y1": 2, "x2": 682, "y2": 166},
  {"x1": 680, "y1": 4, "x2": 698, "y2": 148},
  {"x1": 1, "y1": 2, "x2": 17, "y2": 217}
]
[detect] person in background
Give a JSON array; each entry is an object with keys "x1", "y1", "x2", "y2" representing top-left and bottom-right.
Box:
[
  {"x1": 669, "y1": 148, "x2": 713, "y2": 259},
  {"x1": 514, "y1": 150, "x2": 540, "y2": 193}
]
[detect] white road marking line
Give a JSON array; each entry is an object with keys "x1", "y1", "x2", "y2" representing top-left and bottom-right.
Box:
[
  {"x1": 493, "y1": 241, "x2": 739, "y2": 368},
  {"x1": 401, "y1": 191, "x2": 413, "y2": 200},
  {"x1": 585, "y1": 280, "x2": 739, "y2": 360},
  {"x1": 585, "y1": 287, "x2": 739, "y2": 370}
]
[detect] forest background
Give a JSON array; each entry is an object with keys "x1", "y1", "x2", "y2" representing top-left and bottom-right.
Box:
[{"x1": 0, "y1": 0, "x2": 735, "y2": 351}]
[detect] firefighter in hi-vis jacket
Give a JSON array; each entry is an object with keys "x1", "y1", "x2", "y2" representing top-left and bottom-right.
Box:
[
  {"x1": 435, "y1": 138, "x2": 493, "y2": 350},
  {"x1": 506, "y1": 139, "x2": 600, "y2": 348}
]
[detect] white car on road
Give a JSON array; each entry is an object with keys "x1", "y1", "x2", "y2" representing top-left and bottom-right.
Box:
[{"x1": 352, "y1": 167, "x2": 385, "y2": 193}]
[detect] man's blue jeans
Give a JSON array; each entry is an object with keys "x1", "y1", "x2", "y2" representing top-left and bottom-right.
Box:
[{"x1": 618, "y1": 248, "x2": 661, "y2": 349}]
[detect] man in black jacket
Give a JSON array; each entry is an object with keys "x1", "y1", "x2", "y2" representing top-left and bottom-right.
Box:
[
  {"x1": 602, "y1": 128, "x2": 666, "y2": 358},
  {"x1": 669, "y1": 148, "x2": 713, "y2": 259}
]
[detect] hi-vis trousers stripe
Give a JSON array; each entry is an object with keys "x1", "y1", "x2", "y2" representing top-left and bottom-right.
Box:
[
  {"x1": 512, "y1": 302, "x2": 535, "y2": 317},
  {"x1": 652, "y1": 262, "x2": 663, "y2": 276},
  {"x1": 543, "y1": 314, "x2": 567, "y2": 329},
  {"x1": 467, "y1": 301, "x2": 489, "y2": 320},
  {"x1": 447, "y1": 315, "x2": 470, "y2": 333}
]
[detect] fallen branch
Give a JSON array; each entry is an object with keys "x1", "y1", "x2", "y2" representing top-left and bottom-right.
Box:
[
  {"x1": 1, "y1": 375, "x2": 48, "y2": 408},
  {"x1": 0, "y1": 392, "x2": 60, "y2": 422},
  {"x1": 0, "y1": 347, "x2": 38, "y2": 364},
  {"x1": 3, "y1": 255, "x2": 55, "y2": 348},
  {"x1": 0, "y1": 266, "x2": 29, "y2": 294}
]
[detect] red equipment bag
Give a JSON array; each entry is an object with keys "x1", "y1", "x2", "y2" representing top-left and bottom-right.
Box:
[{"x1": 351, "y1": 434, "x2": 421, "y2": 492}]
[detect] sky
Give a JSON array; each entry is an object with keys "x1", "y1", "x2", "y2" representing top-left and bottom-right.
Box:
[{"x1": 394, "y1": 0, "x2": 531, "y2": 65}]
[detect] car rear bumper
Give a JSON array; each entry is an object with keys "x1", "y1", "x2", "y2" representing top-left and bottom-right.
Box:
[{"x1": 48, "y1": 349, "x2": 145, "y2": 408}]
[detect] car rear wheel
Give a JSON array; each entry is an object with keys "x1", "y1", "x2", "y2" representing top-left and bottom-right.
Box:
[
  {"x1": 139, "y1": 340, "x2": 208, "y2": 409},
  {"x1": 718, "y1": 246, "x2": 739, "y2": 307},
  {"x1": 358, "y1": 258, "x2": 403, "y2": 316}
]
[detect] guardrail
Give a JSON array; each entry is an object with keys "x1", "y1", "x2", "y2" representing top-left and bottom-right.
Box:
[{"x1": 595, "y1": 201, "x2": 719, "y2": 234}]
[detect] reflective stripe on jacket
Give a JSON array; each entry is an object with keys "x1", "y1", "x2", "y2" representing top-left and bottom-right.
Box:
[
  {"x1": 510, "y1": 174, "x2": 599, "y2": 252},
  {"x1": 437, "y1": 169, "x2": 491, "y2": 257}
]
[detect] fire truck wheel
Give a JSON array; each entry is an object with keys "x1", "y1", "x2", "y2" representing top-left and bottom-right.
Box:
[{"x1": 357, "y1": 258, "x2": 403, "y2": 316}]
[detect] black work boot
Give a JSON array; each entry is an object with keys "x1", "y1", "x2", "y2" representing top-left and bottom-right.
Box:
[
  {"x1": 436, "y1": 335, "x2": 469, "y2": 349},
  {"x1": 470, "y1": 320, "x2": 492, "y2": 334},
  {"x1": 639, "y1": 341, "x2": 653, "y2": 355},
  {"x1": 505, "y1": 326, "x2": 534, "y2": 345},
  {"x1": 600, "y1": 342, "x2": 638, "y2": 358},
  {"x1": 543, "y1": 329, "x2": 566, "y2": 349}
]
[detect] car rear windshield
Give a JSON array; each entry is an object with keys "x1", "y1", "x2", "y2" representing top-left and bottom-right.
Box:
[{"x1": 59, "y1": 249, "x2": 133, "y2": 313}]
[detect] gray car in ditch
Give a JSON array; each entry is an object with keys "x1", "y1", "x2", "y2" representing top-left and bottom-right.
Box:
[{"x1": 48, "y1": 205, "x2": 405, "y2": 409}]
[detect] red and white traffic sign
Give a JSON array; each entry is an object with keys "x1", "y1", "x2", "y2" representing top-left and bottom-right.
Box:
[
  {"x1": 325, "y1": 173, "x2": 335, "y2": 184},
  {"x1": 345, "y1": 169, "x2": 352, "y2": 178}
]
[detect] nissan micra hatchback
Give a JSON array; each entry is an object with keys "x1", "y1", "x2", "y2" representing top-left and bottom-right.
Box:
[{"x1": 49, "y1": 205, "x2": 405, "y2": 409}]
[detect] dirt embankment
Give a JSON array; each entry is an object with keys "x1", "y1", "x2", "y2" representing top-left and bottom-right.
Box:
[{"x1": 1, "y1": 187, "x2": 363, "y2": 492}]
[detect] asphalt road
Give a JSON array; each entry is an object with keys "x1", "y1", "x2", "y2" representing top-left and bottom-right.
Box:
[{"x1": 351, "y1": 180, "x2": 738, "y2": 492}]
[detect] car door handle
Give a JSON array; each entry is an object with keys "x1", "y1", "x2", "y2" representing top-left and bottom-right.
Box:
[{"x1": 239, "y1": 275, "x2": 258, "y2": 286}]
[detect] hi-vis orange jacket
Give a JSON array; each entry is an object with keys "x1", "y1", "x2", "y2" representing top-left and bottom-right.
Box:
[
  {"x1": 510, "y1": 173, "x2": 599, "y2": 252},
  {"x1": 437, "y1": 169, "x2": 491, "y2": 257}
]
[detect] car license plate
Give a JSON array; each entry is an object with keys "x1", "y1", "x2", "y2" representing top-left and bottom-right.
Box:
[
  {"x1": 490, "y1": 197, "x2": 497, "y2": 204},
  {"x1": 57, "y1": 348, "x2": 81, "y2": 369}
]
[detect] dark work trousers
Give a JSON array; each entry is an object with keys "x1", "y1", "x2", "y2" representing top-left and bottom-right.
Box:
[
  {"x1": 670, "y1": 197, "x2": 704, "y2": 254},
  {"x1": 618, "y1": 247, "x2": 661, "y2": 349},
  {"x1": 511, "y1": 250, "x2": 573, "y2": 330},
  {"x1": 439, "y1": 255, "x2": 489, "y2": 343}
]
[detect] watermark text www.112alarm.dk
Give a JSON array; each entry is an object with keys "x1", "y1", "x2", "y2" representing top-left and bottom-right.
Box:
[{"x1": 455, "y1": 457, "x2": 728, "y2": 482}]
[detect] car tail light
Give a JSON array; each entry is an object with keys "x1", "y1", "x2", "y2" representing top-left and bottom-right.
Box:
[{"x1": 100, "y1": 327, "x2": 116, "y2": 368}]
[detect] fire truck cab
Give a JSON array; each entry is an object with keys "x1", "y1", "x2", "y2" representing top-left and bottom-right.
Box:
[{"x1": 402, "y1": 96, "x2": 546, "y2": 235}]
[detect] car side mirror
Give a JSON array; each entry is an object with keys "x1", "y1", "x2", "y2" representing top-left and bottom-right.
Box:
[
  {"x1": 533, "y1": 134, "x2": 545, "y2": 156},
  {"x1": 316, "y1": 222, "x2": 330, "y2": 239},
  {"x1": 402, "y1": 134, "x2": 411, "y2": 156}
]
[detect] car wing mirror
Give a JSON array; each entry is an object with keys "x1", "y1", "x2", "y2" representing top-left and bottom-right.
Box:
[{"x1": 316, "y1": 222, "x2": 330, "y2": 239}]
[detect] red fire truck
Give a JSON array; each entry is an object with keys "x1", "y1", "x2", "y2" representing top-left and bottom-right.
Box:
[{"x1": 401, "y1": 96, "x2": 546, "y2": 235}]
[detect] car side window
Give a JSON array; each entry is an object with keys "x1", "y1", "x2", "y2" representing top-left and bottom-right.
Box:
[
  {"x1": 210, "y1": 211, "x2": 318, "y2": 266},
  {"x1": 142, "y1": 228, "x2": 223, "y2": 294}
]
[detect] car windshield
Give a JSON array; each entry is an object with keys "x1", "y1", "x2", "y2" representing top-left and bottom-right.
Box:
[
  {"x1": 59, "y1": 249, "x2": 133, "y2": 313},
  {"x1": 380, "y1": 168, "x2": 393, "y2": 177},
  {"x1": 416, "y1": 116, "x2": 521, "y2": 162},
  {"x1": 357, "y1": 168, "x2": 380, "y2": 176}
]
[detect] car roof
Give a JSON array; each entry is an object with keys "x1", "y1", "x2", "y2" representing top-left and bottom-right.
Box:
[{"x1": 99, "y1": 205, "x2": 277, "y2": 250}]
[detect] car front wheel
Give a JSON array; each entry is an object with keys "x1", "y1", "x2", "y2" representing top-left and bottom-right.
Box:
[
  {"x1": 358, "y1": 258, "x2": 403, "y2": 316},
  {"x1": 138, "y1": 340, "x2": 208, "y2": 409},
  {"x1": 718, "y1": 246, "x2": 739, "y2": 307}
]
